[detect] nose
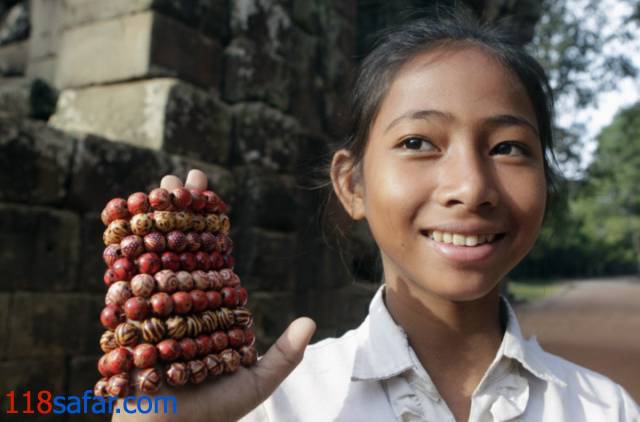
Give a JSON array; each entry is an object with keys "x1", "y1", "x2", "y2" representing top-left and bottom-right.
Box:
[{"x1": 433, "y1": 147, "x2": 499, "y2": 211}]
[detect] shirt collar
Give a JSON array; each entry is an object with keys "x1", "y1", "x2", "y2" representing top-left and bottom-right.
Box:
[{"x1": 351, "y1": 284, "x2": 567, "y2": 388}]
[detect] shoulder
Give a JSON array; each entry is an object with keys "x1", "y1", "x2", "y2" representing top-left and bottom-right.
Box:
[{"x1": 529, "y1": 342, "x2": 639, "y2": 420}]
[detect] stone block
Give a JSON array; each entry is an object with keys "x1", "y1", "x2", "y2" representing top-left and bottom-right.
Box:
[
  {"x1": 0, "y1": 203, "x2": 80, "y2": 292},
  {"x1": 0, "y1": 293, "x2": 9, "y2": 358},
  {"x1": 0, "y1": 117, "x2": 74, "y2": 205},
  {"x1": 232, "y1": 166, "x2": 299, "y2": 232},
  {"x1": 68, "y1": 354, "x2": 102, "y2": 397},
  {"x1": 0, "y1": 358, "x2": 66, "y2": 419},
  {"x1": 50, "y1": 78, "x2": 231, "y2": 164},
  {"x1": 7, "y1": 292, "x2": 104, "y2": 359},
  {"x1": 65, "y1": 132, "x2": 234, "y2": 212},
  {"x1": 0, "y1": 39, "x2": 27, "y2": 76},
  {"x1": 78, "y1": 212, "x2": 107, "y2": 293},
  {"x1": 29, "y1": 0, "x2": 63, "y2": 61},
  {"x1": 0, "y1": 77, "x2": 58, "y2": 119},
  {"x1": 231, "y1": 102, "x2": 301, "y2": 172},
  {"x1": 0, "y1": 2, "x2": 29, "y2": 46},
  {"x1": 55, "y1": 11, "x2": 222, "y2": 89},
  {"x1": 223, "y1": 36, "x2": 292, "y2": 111},
  {"x1": 61, "y1": 0, "x2": 229, "y2": 41},
  {"x1": 26, "y1": 56, "x2": 58, "y2": 85},
  {"x1": 235, "y1": 227, "x2": 297, "y2": 292}
]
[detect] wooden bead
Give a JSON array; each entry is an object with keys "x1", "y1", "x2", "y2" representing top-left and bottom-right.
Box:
[
  {"x1": 136, "y1": 252, "x2": 162, "y2": 275},
  {"x1": 219, "y1": 214, "x2": 231, "y2": 234},
  {"x1": 103, "y1": 244, "x2": 122, "y2": 267},
  {"x1": 205, "y1": 213, "x2": 220, "y2": 233},
  {"x1": 143, "y1": 231, "x2": 166, "y2": 253},
  {"x1": 106, "y1": 219, "x2": 131, "y2": 244},
  {"x1": 179, "y1": 338, "x2": 198, "y2": 361},
  {"x1": 105, "y1": 198, "x2": 130, "y2": 221},
  {"x1": 204, "y1": 353, "x2": 224, "y2": 377},
  {"x1": 150, "y1": 292, "x2": 174, "y2": 317},
  {"x1": 106, "y1": 347, "x2": 133, "y2": 375},
  {"x1": 166, "y1": 315, "x2": 187, "y2": 339},
  {"x1": 176, "y1": 271, "x2": 194, "y2": 291},
  {"x1": 192, "y1": 270, "x2": 211, "y2": 290},
  {"x1": 133, "y1": 343, "x2": 158, "y2": 369},
  {"x1": 233, "y1": 307, "x2": 253, "y2": 328},
  {"x1": 165, "y1": 362, "x2": 189, "y2": 387},
  {"x1": 200, "y1": 310, "x2": 218, "y2": 334},
  {"x1": 227, "y1": 327, "x2": 245, "y2": 349},
  {"x1": 166, "y1": 230, "x2": 187, "y2": 252},
  {"x1": 174, "y1": 211, "x2": 193, "y2": 231},
  {"x1": 120, "y1": 235, "x2": 144, "y2": 259},
  {"x1": 105, "y1": 281, "x2": 132, "y2": 307},
  {"x1": 127, "y1": 192, "x2": 150, "y2": 215},
  {"x1": 115, "y1": 322, "x2": 140, "y2": 347},
  {"x1": 94, "y1": 378, "x2": 109, "y2": 397},
  {"x1": 188, "y1": 359, "x2": 208, "y2": 384},
  {"x1": 107, "y1": 373, "x2": 130, "y2": 398},
  {"x1": 149, "y1": 188, "x2": 171, "y2": 211},
  {"x1": 155, "y1": 269, "x2": 178, "y2": 293},
  {"x1": 220, "y1": 349, "x2": 241, "y2": 374},
  {"x1": 240, "y1": 345, "x2": 258, "y2": 367},
  {"x1": 191, "y1": 214, "x2": 206, "y2": 232},
  {"x1": 124, "y1": 296, "x2": 149, "y2": 321},
  {"x1": 135, "y1": 367, "x2": 162, "y2": 394},
  {"x1": 215, "y1": 308, "x2": 235, "y2": 330},
  {"x1": 130, "y1": 273, "x2": 155, "y2": 298},
  {"x1": 130, "y1": 213, "x2": 154, "y2": 236},
  {"x1": 185, "y1": 315, "x2": 203, "y2": 338},
  {"x1": 100, "y1": 330, "x2": 117, "y2": 353},
  {"x1": 141, "y1": 317, "x2": 166, "y2": 343},
  {"x1": 157, "y1": 339, "x2": 181, "y2": 362},
  {"x1": 154, "y1": 211, "x2": 175, "y2": 232},
  {"x1": 111, "y1": 258, "x2": 136, "y2": 281}
]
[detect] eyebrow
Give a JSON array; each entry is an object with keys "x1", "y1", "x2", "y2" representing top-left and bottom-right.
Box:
[{"x1": 383, "y1": 109, "x2": 539, "y2": 136}]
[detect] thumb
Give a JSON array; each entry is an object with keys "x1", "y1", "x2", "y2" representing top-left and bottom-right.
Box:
[{"x1": 251, "y1": 317, "x2": 316, "y2": 398}]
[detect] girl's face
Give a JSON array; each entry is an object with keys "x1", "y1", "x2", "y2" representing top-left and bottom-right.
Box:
[{"x1": 340, "y1": 45, "x2": 546, "y2": 302}]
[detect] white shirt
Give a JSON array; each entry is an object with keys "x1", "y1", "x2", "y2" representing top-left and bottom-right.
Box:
[{"x1": 240, "y1": 285, "x2": 640, "y2": 421}]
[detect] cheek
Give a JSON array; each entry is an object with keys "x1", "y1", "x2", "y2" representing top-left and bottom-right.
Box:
[{"x1": 501, "y1": 167, "x2": 547, "y2": 237}]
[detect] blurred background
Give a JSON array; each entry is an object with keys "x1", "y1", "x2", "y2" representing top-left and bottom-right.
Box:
[{"x1": 0, "y1": 0, "x2": 638, "y2": 419}]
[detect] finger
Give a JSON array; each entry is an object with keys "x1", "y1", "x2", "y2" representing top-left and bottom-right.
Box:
[
  {"x1": 184, "y1": 169, "x2": 208, "y2": 191},
  {"x1": 160, "y1": 174, "x2": 183, "y2": 190},
  {"x1": 250, "y1": 317, "x2": 316, "y2": 398}
]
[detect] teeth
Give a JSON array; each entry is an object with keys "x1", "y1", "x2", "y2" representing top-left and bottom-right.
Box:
[{"x1": 428, "y1": 231, "x2": 498, "y2": 247}]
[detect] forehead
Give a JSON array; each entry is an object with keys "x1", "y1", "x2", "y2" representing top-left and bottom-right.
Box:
[{"x1": 373, "y1": 45, "x2": 537, "y2": 131}]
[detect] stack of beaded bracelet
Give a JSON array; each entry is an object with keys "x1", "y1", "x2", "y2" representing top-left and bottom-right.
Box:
[{"x1": 94, "y1": 187, "x2": 258, "y2": 398}]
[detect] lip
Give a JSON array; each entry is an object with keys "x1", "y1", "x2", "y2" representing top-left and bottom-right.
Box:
[{"x1": 422, "y1": 232, "x2": 506, "y2": 263}]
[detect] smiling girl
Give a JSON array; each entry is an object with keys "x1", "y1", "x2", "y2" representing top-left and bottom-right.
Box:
[{"x1": 113, "y1": 11, "x2": 639, "y2": 422}]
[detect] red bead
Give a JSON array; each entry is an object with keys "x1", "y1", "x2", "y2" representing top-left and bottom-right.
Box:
[
  {"x1": 133, "y1": 343, "x2": 158, "y2": 369},
  {"x1": 221, "y1": 287, "x2": 238, "y2": 308},
  {"x1": 157, "y1": 339, "x2": 181, "y2": 362},
  {"x1": 219, "y1": 269, "x2": 239, "y2": 287},
  {"x1": 188, "y1": 359, "x2": 208, "y2": 384},
  {"x1": 150, "y1": 292, "x2": 174, "y2": 317},
  {"x1": 176, "y1": 271, "x2": 194, "y2": 291},
  {"x1": 107, "y1": 373, "x2": 130, "y2": 398},
  {"x1": 204, "y1": 353, "x2": 224, "y2": 377},
  {"x1": 240, "y1": 345, "x2": 258, "y2": 366},
  {"x1": 101, "y1": 208, "x2": 111, "y2": 226},
  {"x1": 185, "y1": 232, "x2": 201, "y2": 252},
  {"x1": 210, "y1": 331, "x2": 228, "y2": 353},
  {"x1": 206, "y1": 290, "x2": 222, "y2": 310},
  {"x1": 202, "y1": 190, "x2": 221, "y2": 213},
  {"x1": 237, "y1": 287, "x2": 248, "y2": 306},
  {"x1": 154, "y1": 269, "x2": 178, "y2": 293},
  {"x1": 195, "y1": 335, "x2": 212, "y2": 356},
  {"x1": 179, "y1": 338, "x2": 198, "y2": 360},
  {"x1": 220, "y1": 349, "x2": 241, "y2": 374},
  {"x1": 207, "y1": 271, "x2": 223, "y2": 290},
  {"x1": 210, "y1": 251, "x2": 224, "y2": 270},
  {"x1": 220, "y1": 235, "x2": 234, "y2": 254},
  {"x1": 224, "y1": 254, "x2": 236, "y2": 269},
  {"x1": 124, "y1": 297, "x2": 149, "y2": 321},
  {"x1": 179, "y1": 252, "x2": 197, "y2": 271},
  {"x1": 244, "y1": 328, "x2": 255, "y2": 347},
  {"x1": 161, "y1": 251, "x2": 181, "y2": 271},
  {"x1": 103, "y1": 268, "x2": 118, "y2": 287},
  {"x1": 120, "y1": 235, "x2": 144, "y2": 259},
  {"x1": 172, "y1": 291, "x2": 192, "y2": 314},
  {"x1": 137, "y1": 252, "x2": 162, "y2": 274},
  {"x1": 100, "y1": 305, "x2": 125, "y2": 330},
  {"x1": 171, "y1": 187, "x2": 192, "y2": 210},
  {"x1": 165, "y1": 362, "x2": 189, "y2": 386},
  {"x1": 227, "y1": 327, "x2": 245, "y2": 349},
  {"x1": 143, "y1": 231, "x2": 166, "y2": 253},
  {"x1": 135, "y1": 367, "x2": 162, "y2": 394},
  {"x1": 127, "y1": 192, "x2": 150, "y2": 215},
  {"x1": 130, "y1": 273, "x2": 155, "y2": 298},
  {"x1": 190, "y1": 189, "x2": 206, "y2": 212},
  {"x1": 112, "y1": 258, "x2": 136, "y2": 281},
  {"x1": 105, "y1": 198, "x2": 130, "y2": 221},
  {"x1": 103, "y1": 244, "x2": 122, "y2": 267},
  {"x1": 106, "y1": 281, "x2": 132, "y2": 307},
  {"x1": 98, "y1": 354, "x2": 111, "y2": 377},
  {"x1": 200, "y1": 232, "x2": 216, "y2": 252},
  {"x1": 190, "y1": 290, "x2": 208, "y2": 312},
  {"x1": 107, "y1": 347, "x2": 133, "y2": 374},
  {"x1": 166, "y1": 231, "x2": 187, "y2": 252},
  {"x1": 149, "y1": 188, "x2": 171, "y2": 211},
  {"x1": 195, "y1": 251, "x2": 211, "y2": 271}
]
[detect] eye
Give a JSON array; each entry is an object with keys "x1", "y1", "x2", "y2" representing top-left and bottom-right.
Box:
[
  {"x1": 491, "y1": 141, "x2": 529, "y2": 157},
  {"x1": 400, "y1": 137, "x2": 436, "y2": 151}
]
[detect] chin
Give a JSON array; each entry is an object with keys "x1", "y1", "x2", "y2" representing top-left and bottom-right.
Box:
[{"x1": 417, "y1": 269, "x2": 504, "y2": 303}]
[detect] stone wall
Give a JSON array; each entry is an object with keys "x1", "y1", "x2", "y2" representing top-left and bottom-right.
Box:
[{"x1": 0, "y1": 0, "x2": 541, "y2": 419}]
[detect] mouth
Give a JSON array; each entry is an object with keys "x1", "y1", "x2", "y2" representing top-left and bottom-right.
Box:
[{"x1": 421, "y1": 230, "x2": 506, "y2": 247}]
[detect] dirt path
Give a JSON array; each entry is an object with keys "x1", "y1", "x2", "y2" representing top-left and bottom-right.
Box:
[{"x1": 514, "y1": 276, "x2": 640, "y2": 402}]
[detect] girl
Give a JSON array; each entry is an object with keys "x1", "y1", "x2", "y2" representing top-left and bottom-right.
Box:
[{"x1": 114, "y1": 12, "x2": 639, "y2": 422}]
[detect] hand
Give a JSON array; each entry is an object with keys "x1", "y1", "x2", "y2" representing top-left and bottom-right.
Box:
[{"x1": 112, "y1": 169, "x2": 317, "y2": 421}]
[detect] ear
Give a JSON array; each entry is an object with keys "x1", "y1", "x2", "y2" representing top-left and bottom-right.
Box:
[{"x1": 330, "y1": 149, "x2": 366, "y2": 220}]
